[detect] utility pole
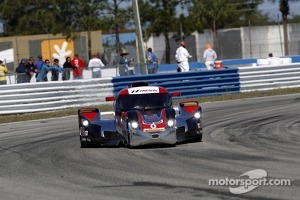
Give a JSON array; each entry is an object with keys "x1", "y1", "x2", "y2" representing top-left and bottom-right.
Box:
[
  {"x1": 248, "y1": 20, "x2": 252, "y2": 58},
  {"x1": 132, "y1": 0, "x2": 146, "y2": 74}
]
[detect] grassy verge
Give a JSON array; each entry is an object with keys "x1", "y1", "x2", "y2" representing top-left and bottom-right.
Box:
[{"x1": 1, "y1": 87, "x2": 300, "y2": 124}]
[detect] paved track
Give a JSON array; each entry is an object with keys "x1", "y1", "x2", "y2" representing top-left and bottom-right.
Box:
[{"x1": 1, "y1": 94, "x2": 299, "y2": 200}]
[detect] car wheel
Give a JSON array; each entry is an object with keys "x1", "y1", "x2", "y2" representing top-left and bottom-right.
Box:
[
  {"x1": 80, "y1": 136, "x2": 88, "y2": 148},
  {"x1": 194, "y1": 130, "x2": 203, "y2": 142},
  {"x1": 126, "y1": 120, "x2": 133, "y2": 149},
  {"x1": 197, "y1": 133, "x2": 203, "y2": 142},
  {"x1": 127, "y1": 133, "x2": 133, "y2": 149}
]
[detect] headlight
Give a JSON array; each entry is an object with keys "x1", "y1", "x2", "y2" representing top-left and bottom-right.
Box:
[
  {"x1": 82, "y1": 119, "x2": 90, "y2": 127},
  {"x1": 194, "y1": 112, "x2": 201, "y2": 119},
  {"x1": 131, "y1": 121, "x2": 138, "y2": 129},
  {"x1": 167, "y1": 120, "x2": 175, "y2": 127}
]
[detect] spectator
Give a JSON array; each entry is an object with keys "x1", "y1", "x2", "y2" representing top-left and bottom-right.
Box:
[
  {"x1": 36, "y1": 59, "x2": 51, "y2": 82},
  {"x1": 51, "y1": 58, "x2": 61, "y2": 81},
  {"x1": 175, "y1": 41, "x2": 192, "y2": 72},
  {"x1": 266, "y1": 53, "x2": 278, "y2": 59},
  {"x1": 88, "y1": 53, "x2": 105, "y2": 78},
  {"x1": 0, "y1": 60, "x2": 8, "y2": 85},
  {"x1": 71, "y1": 54, "x2": 85, "y2": 79},
  {"x1": 145, "y1": 47, "x2": 158, "y2": 74},
  {"x1": 15, "y1": 58, "x2": 31, "y2": 83},
  {"x1": 119, "y1": 49, "x2": 133, "y2": 76},
  {"x1": 27, "y1": 56, "x2": 37, "y2": 75},
  {"x1": 34, "y1": 55, "x2": 44, "y2": 79},
  {"x1": 203, "y1": 43, "x2": 217, "y2": 70},
  {"x1": 268, "y1": 53, "x2": 273, "y2": 58},
  {"x1": 62, "y1": 56, "x2": 75, "y2": 81},
  {"x1": 36, "y1": 59, "x2": 63, "y2": 82}
]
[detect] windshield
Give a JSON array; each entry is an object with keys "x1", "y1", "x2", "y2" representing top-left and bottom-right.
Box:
[{"x1": 118, "y1": 93, "x2": 171, "y2": 111}]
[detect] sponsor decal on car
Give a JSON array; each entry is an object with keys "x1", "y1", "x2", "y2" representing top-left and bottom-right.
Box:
[
  {"x1": 143, "y1": 128, "x2": 166, "y2": 132},
  {"x1": 143, "y1": 122, "x2": 166, "y2": 132},
  {"x1": 128, "y1": 86, "x2": 159, "y2": 94}
]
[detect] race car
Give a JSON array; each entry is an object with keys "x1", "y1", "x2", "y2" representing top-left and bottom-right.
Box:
[{"x1": 78, "y1": 82, "x2": 203, "y2": 148}]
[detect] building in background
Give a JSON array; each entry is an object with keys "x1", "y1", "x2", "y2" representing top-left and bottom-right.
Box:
[{"x1": 0, "y1": 31, "x2": 103, "y2": 72}]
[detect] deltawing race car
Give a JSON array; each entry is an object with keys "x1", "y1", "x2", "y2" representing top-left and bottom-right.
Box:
[{"x1": 78, "y1": 82, "x2": 203, "y2": 148}]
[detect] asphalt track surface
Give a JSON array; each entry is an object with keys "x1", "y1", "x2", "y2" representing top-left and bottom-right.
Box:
[{"x1": 1, "y1": 94, "x2": 299, "y2": 200}]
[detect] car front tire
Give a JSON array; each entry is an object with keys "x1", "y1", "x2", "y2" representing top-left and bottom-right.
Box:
[{"x1": 80, "y1": 136, "x2": 88, "y2": 148}]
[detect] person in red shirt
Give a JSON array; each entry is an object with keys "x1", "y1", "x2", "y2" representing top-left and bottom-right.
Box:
[{"x1": 71, "y1": 54, "x2": 85, "y2": 79}]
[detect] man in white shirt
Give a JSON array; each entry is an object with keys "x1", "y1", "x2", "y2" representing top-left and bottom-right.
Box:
[
  {"x1": 88, "y1": 54, "x2": 105, "y2": 78},
  {"x1": 175, "y1": 41, "x2": 192, "y2": 72}
]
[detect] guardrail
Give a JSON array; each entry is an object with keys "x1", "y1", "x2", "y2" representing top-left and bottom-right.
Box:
[
  {"x1": 111, "y1": 68, "x2": 240, "y2": 98},
  {"x1": 0, "y1": 78, "x2": 114, "y2": 115},
  {"x1": 0, "y1": 69, "x2": 239, "y2": 115},
  {"x1": 0, "y1": 61, "x2": 299, "y2": 115},
  {"x1": 238, "y1": 63, "x2": 300, "y2": 91}
]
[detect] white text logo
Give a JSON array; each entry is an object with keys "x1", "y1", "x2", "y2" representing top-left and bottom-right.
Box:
[{"x1": 208, "y1": 169, "x2": 292, "y2": 194}]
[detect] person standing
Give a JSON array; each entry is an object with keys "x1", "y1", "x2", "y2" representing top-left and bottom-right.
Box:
[
  {"x1": 15, "y1": 58, "x2": 31, "y2": 83},
  {"x1": 36, "y1": 59, "x2": 63, "y2": 82},
  {"x1": 62, "y1": 57, "x2": 75, "y2": 81},
  {"x1": 51, "y1": 58, "x2": 61, "y2": 81},
  {"x1": 88, "y1": 54, "x2": 105, "y2": 78},
  {"x1": 145, "y1": 47, "x2": 157, "y2": 74},
  {"x1": 71, "y1": 54, "x2": 85, "y2": 79},
  {"x1": 0, "y1": 60, "x2": 8, "y2": 85},
  {"x1": 175, "y1": 41, "x2": 192, "y2": 72},
  {"x1": 119, "y1": 50, "x2": 132, "y2": 76},
  {"x1": 26, "y1": 57, "x2": 37, "y2": 80},
  {"x1": 34, "y1": 55, "x2": 44, "y2": 80},
  {"x1": 36, "y1": 59, "x2": 51, "y2": 82},
  {"x1": 266, "y1": 53, "x2": 279, "y2": 59},
  {"x1": 203, "y1": 44, "x2": 217, "y2": 70}
]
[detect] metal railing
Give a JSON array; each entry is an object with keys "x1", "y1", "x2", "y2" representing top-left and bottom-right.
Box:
[
  {"x1": 238, "y1": 63, "x2": 300, "y2": 91},
  {"x1": 1, "y1": 60, "x2": 300, "y2": 115},
  {"x1": 0, "y1": 68, "x2": 239, "y2": 115}
]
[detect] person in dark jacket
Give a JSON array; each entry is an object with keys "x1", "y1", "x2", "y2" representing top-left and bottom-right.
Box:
[
  {"x1": 15, "y1": 58, "x2": 31, "y2": 83},
  {"x1": 51, "y1": 58, "x2": 61, "y2": 81},
  {"x1": 62, "y1": 56, "x2": 75, "y2": 80},
  {"x1": 27, "y1": 56, "x2": 37, "y2": 75}
]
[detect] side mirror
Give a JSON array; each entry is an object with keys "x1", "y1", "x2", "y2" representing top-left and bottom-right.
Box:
[
  {"x1": 171, "y1": 91, "x2": 181, "y2": 97},
  {"x1": 105, "y1": 96, "x2": 116, "y2": 101}
]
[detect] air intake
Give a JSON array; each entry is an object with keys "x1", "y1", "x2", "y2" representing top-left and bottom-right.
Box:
[
  {"x1": 151, "y1": 134, "x2": 159, "y2": 139},
  {"x1": 130, "y1": 82, "x2": 149, "y2": 87}
]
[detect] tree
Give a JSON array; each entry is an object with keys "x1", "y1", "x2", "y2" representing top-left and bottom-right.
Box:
[
  {"x1": 0, "y1": 0, "x2": 58, "y2": 36},
  {"x1": 139, "y1": 0, "x2": 185, "y2": 64},
  {"x1": 280, "y1": 0, "x2": 290, "y2": 55},
  {"x1": 67, "y1": 0, "x2": 105, "y2": 59},
  {"x1": 269, "y1": 0, "x2": 300, "y2": 55},
  {"x1": 187, "y1": 0, "x2": 264, "y2": 53},
  {"x1": 101, "y1": 0, "x2": 133, "y2": 55},
  {"x1": 0, "y1": 0, "x2": 107, "y2": 59}
]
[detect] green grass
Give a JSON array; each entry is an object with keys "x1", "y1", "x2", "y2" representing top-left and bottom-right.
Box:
[{"x1": 1, "y1": 87, "x2": 300, "y2": 124}]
